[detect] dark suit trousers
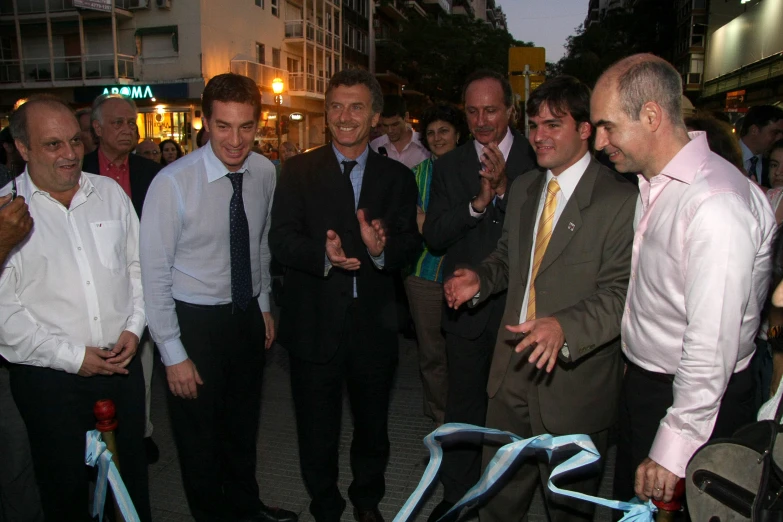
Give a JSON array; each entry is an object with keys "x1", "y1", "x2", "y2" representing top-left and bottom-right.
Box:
[
  {"x1": 289, "y1": 301, "x2": 398, "y2": 522},
  {"x1": 10, "y1": 354, "x2": 150, "y2": 522},
  {"x1": 613, "y1": 361, "x2": 755, "y2": 505},
  {"x1": 479, "y1": 354, "x2": 608, "y2": 522},
  {"x1": 440, "y1": 327, "x2": 496, "y2": 504},
  {"x1": 168, "y1": 299, "x2": 266, "y2": 522}
]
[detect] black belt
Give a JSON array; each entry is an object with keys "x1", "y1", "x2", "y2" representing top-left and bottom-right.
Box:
[
  {"x1": 626, "y1": 360, "x2": 675, "y2": 384},
  {"x1": 175, "y1": 296, "x2": 259, "y2": 311}
]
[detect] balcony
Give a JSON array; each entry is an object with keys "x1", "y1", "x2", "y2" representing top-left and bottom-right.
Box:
[
  {"x1": 420, "y1": 0, "x2": 450, "y2": 13},
  {"x1": 0, "y1": 0, "x2": 137, "y2": 16},
  {"x1": 0, "y1": 53, "x2": 134, "y2": 85},
  {"x1": 288, "y1": 72, "x2": 325, "y2": 97},
  {"x1": 284, "y1": 19, "x2": 338, "y2": 52},
  {"x1": 405, "y1": 0, "x2": 427, "y2": 18},
  {"x1": 375, "y1": 0, "x2": 407, "y2": 21},
  {"x1": 230, "y1": 59, "x2": 326, "y2": 101}
]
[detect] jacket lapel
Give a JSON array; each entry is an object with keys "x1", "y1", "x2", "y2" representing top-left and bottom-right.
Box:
[{"x1": 537, "y1": 158, "x2": 599, "y2": 276}]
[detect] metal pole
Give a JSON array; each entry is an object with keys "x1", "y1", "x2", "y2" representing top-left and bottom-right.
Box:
[
  {"x1": 524, "y1": 64, "x2": 530, "y2": 137},
  {"x1": 277, "y1": 97, "x2": 281, "y2": 158}
]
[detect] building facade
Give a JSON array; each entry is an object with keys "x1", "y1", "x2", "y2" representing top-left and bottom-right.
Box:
[{"x1": 0, "y1": 0, "x2": 340, "y2": 151}]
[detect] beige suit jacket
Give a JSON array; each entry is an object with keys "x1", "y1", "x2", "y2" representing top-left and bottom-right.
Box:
[{"x1": 475, "y1": 158, "x2": 636, "y2": 434}]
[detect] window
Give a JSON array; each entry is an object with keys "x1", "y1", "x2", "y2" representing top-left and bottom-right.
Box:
[
  {"x1": 142, "y1": 33, "x2": 178, "y2": 59},
  {"x1": 256, "y1": 42, "x2": 265, "y2": 64},
  {"x1": 271, "y1": 0, "x2": 278, "y2": 16},
  {"x1": 272, "y1": 48, "x2": 281, "y2": 68},
  {"x1": 255, "y1": 0, "x2": 263, "y2": 7}
]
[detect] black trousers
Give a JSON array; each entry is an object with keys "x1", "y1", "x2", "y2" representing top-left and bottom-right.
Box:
[
  {"x1": 10, "y1": 353, "x2": 149, "y2": 522},
  {"x1": 614, "y1": 361, "x2": 755, "y2": 504},
  {"x1": 440, "y1": 328, "x2": 496, "y2": 504},
  {"x1": 289, "y1": 302, "x2": 398, "y2": 522},
  {"x1": 169, "y1": 299, "x2": 267, "y2": 522}
]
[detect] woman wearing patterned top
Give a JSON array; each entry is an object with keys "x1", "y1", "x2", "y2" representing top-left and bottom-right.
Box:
[{"x1": 406, "y1": 104, "x2": 468, "y2": 425}]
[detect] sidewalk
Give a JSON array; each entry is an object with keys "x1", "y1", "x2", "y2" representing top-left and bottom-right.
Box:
[{"x1": 147, "y1": 336, "x2": 615, "y2": 521}]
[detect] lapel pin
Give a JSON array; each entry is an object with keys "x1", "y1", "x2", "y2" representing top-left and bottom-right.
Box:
[{"x1": 568, "y1": 222, "x2": 575, "y2": 231}]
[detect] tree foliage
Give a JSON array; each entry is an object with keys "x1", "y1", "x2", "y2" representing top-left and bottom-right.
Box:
[
  {"x1": 548, "y1": 1, "x2": 677, "y2": 87},
  {"x1": 379, "y1": 14, "x2": 533, "y2": 104}
]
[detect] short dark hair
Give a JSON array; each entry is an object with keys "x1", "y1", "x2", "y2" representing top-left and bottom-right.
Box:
[
  {"x1": 769, "y1": 138, "x2": 783, "y2": 158},
  {"x1": 740, "y1": 105, "x2": 783, "y2": 137},
  {"x1": 685, "y1": 114, "x2": 744, "y2": 172},
  {"x1": 526, "y1": 75, "x2": 591, "y2": 127},
  {"x1": 462, "y1": 69, "x2": 513, "y2": 108},
  {"x1": 159, "y1": 139, "x2": 184, "y2": 166},
  {"x1": 381, "y1": 95, "x2": 406, "y2": 119},
  {"x1": 10, "y1": 94, "x2": 74, "y2": 148},
  {"x1": 202, "y1": 73, "x2": 262, "y2": 122},
  {"x1": 418, "y1": 103, "x2": 469, "y2": 152},
  {"x1": 325, "y1": 69, "x2": 384, "y2": 115}
]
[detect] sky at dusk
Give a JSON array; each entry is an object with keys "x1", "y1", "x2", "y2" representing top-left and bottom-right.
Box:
[{"x1": 498, "y1": 0, "x2": 588, "y2": 63}]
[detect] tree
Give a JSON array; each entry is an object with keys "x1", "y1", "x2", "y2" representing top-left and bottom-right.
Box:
[{"x1": 378, "y1": 14, "x2": 533, "y2": 104}]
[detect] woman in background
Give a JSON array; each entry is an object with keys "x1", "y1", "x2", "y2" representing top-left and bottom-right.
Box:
[{"x1": 159, "y1": 139, "x2": 184, "y2": 166}]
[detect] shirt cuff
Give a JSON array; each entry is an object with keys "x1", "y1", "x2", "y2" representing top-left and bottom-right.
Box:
[
  {"x1": 469, "y1": 202, "x2": 486, "y2": 219},
  {"x1": 55, "y1": 341, "x2": 87, "y2": 375},
  {"x1": 257, "y1": 292, "x2": 270, "y2": 313},
  {"x1": 325, "y1": 254, "x2": 332, "y2": 276},
  {"x1": 648, "y1": 422, "x2": 703, "y2": 478},
  {"x1": 158, "y1": 338, "x2": 189, "y2": 367},
  {"x1": 124, "y1": 315, "x2": 146, "y2": 341},
  {"x1": 470, "y1": 291, "x2": 481, "y2": 306},
  {"x1": 370, "y1": 251, "x2": 385, "y2": 269}
]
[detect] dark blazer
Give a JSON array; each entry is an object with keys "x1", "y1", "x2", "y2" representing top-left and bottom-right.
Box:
[
  {"x1": 422, "y1": 131, "x2": 537, "y2": 339},
  {"x1": 269, "y1": 144, "x2": 420, "y2": 363},
  {"x1": 82, "y1": 149, "x2": 162, "y2": 218},
  {"x1": 476, "y1": 158, "x2": 636, "y2": 434}
]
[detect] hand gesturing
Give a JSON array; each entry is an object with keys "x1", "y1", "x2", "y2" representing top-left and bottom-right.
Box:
[
  {"x1": 325, "y1": 230, "x2": 361, "y2": 271},
  {"x1": 357, "y1": 209, "x2": 386, "y2": 257}
]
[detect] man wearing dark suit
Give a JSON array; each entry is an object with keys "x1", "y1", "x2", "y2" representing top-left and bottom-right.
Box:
[
  {"x1": 82, "y1": 93, "x2": 162, "y2": 463},
  {"x1": 421, "y1": 70, "x2": 537, "y2": 518},
  {"x1": 738, "y1": 105, "x2": 783, "y2": 188},
  {"x1": 269, "y1": 70, "x2": 419, "y2": 522},
  {"x1": 445, "y1": 76, "x2": 636, "y2": 521}
]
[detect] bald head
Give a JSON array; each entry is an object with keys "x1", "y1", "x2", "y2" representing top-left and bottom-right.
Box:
[{"x1": 596, "y1": 53, "x2": 684, "y2": 128}]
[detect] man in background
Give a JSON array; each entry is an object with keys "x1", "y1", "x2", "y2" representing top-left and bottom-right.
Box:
[{"x1": 370, "y1": 95, "x2": 429, "y2": 169}]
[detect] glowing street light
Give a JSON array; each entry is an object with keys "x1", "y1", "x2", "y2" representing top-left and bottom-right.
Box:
[{"x1": 272, "y1": 77, "x2": 285, "y2": 157}]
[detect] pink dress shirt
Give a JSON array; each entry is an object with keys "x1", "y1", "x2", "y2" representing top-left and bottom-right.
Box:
[
  {"x1": 370, "y1": 131, "x2": 431, "y2": 169},
  {"x1": 622, "y1": 132, "x2": 776, "y2": 478}
]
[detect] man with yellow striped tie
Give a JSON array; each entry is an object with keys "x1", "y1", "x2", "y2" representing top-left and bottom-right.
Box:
[{"x1": 444, "y1": 76, "x2": 637, "y2": 522}]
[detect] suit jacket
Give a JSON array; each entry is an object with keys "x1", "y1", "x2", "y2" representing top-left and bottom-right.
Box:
[
  {"x1": 82, "y1": 149, "x2": 162, "y2": 218},
  {"x1": 422, "y1": 130, "x2": 537, "y2": 340},
  {"x1": 269, "y1": 144, "x2": 420, "y2": 363},
  {"x1": 476, "y1": 158, "x2": 636, "y2": 434}
]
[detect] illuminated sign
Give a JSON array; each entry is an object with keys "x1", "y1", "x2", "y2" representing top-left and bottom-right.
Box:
[
  {"x1": 74, "y1": 0, "x2": 111, "y2": 12},
  {"x1": 289, "y1": 112, "x2": 304, "y2": 121},
  {"x1": 102, "y1": 85, "x2": 155, "y2": 99}
]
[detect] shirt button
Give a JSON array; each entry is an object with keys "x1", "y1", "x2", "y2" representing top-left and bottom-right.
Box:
[
  {"x1": 86, "y1": 281, "x2": 90, "y2": 285},
  {"x1": 77, "y1": 247, "x2": 82, "y2": 251},
  {"x1": 622, "y1": 341, "x2": 627, "y2": 349},
  {"x1": 93, "y1": 317, "x2": 98, "y2": 321}
]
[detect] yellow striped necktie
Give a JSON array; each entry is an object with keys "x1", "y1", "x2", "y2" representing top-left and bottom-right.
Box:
[{"x1": 526, "y1": 178, "x2": 561, "y2": 321}]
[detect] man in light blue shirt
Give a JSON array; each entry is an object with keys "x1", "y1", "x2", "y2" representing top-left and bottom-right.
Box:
[{"x1": 140, "y1": 73, "x2": 297, "y2": 522}]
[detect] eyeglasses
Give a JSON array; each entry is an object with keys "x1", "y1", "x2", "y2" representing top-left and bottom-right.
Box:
[
  {"x1": 141, "y1": 150, "x2": 160, "y2": 156},
  {"x1": 108, "y1": 118, "x2": 138, "y2": 130}
]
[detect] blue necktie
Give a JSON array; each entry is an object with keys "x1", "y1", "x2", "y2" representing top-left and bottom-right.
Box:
[
  {"x1": 227, "y1": 172, "x2": 252, "y2": 311},
  {"x1": 749, "y1": 156, "x2": 759, "y2": 182}
]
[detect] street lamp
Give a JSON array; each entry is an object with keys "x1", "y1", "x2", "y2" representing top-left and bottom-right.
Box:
[{"x1": 272, "y1": 77, "x2": 284, "y2": 158}]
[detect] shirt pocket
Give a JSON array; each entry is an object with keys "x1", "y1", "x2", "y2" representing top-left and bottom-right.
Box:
[{"x1": 90, "y1": 220, "x2": 126, "y2": 270}]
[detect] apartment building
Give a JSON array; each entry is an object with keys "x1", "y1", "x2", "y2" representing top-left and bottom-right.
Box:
[
  {"x1": 0, "y1": 0, "x2": 340, "y2": 151},
  {"x1": 674, "y1": 0, "x2": 707, "y2": 95}
]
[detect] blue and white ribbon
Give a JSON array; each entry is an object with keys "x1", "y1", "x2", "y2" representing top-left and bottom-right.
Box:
[
  {"x1": 85, "y1": 430, "x2": 141, "y2": 522},
  {"x1": 394, "y1": 423, "x2": 656, "y2": 522}
]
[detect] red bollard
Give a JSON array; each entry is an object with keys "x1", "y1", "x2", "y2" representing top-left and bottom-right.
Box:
[
  {"x1": 653, "y1": 479, "x2": 686, "y2": 521},
  {"x1": 94, "y1": 399, "x2": 124, "y2": 522}
]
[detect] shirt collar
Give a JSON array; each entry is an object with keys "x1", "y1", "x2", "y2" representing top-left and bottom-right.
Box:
[
  {"x1": 656, "y1": 131, "x2": 712, "y2": 185},
  {"x1": 203, "y1": 141, "x2": 251, "y2": 183},
  {"x1": 473, "y1": 127, "x2": 514, "y2": 161},
  {"x1": 546, "y1": 151, "x2": 591, "y2": 200},
  {"x1": 97, "y1": 148, "x2": 129, "y2": 171},
  {"x1": 739, "y1": 138, "x2": 759, "y2": 164},
  {"x1": 332, "y1": 143, "x2": 370, "y2": 170},
  {"x1": 19, "y1": 169, "x2": 101, "y2": 203}
]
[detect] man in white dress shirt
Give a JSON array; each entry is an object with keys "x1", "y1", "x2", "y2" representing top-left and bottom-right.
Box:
[
  {"x1": 591, "y1": 54, "x2": 776, "y2": 506},
  {"x1": 0, "y1": 95, "x2": 150, "y2": 521}
]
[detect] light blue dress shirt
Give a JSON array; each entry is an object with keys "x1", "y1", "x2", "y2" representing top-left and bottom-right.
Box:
[{"x1": 140, "y1": 144, "x2": 276, "y2": 366}]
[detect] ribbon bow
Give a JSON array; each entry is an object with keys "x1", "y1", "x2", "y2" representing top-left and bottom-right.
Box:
[
  {"x1": 85, "y1": 430, "x2": 141, "y2": 522},
  {"x1": 393, "y1": 423, "x2": 656, "y2": 522}
]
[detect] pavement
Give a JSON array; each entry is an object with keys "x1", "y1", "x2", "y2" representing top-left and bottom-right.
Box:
[{"x1": 147, "y1": 334, "x2": 617, "y2": 522}]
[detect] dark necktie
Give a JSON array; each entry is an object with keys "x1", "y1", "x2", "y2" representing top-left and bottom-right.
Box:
[
  {"x1": 749, "y1": 156, "x2": 759, "y2": 182},
  {"x1": 342, "y1": 160, "x2": 358, "y2": 206},
  {"x1": 227, "y1": 171, "x2": 252, "y2": 311}
]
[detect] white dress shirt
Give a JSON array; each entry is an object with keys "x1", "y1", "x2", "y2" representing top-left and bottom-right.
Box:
[
  {"x1": 0, "y1": 171, "x2": 145, "y2": 374},
  {"x1": 519, "y1": 151, "x2": 591, "y2": 322},
  {"x1": 622, "y1": 132, "x2": 776, "y2": 477},
  {"x1": 140, "y1": 144, "x2": 276, "y2": 367},
  {"x1": 370, "y1": 131, "x2": 431, "y2": 169}
]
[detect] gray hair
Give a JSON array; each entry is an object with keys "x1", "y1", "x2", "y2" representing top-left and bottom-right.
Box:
[
  {"x1": 614, "y1": 56, "x2": 683, "y2": 126},
  {"x1": 325, "y1": 69, "x2": 384, "y2": 115},
  {"x1": 9, "y1": 94, "x2": 74, "y2": 148},
  {"x1": 90, "y1": 93, "x2": 137, "y2": 125}
]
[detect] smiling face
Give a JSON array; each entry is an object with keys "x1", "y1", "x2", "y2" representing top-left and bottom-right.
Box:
[
  {"x1": 591, "y1": 80, "x2": 649, "y2": 175},
  {"x1": 528, "y1": 102, "x2": 591, "y2": 176},
  {"x1": 425, "y1": 119, "x2": 459, "y2": 159},
  {"x1": 326, "y1": 84, "x2": 380, "y2": 158},
  {"x1": 464, "y1": 78, "x2": 512, "y2": 146},
  {"x1": 203, "y1": 101, "x2": 258, "y2": 172},
  {"x1": 16, "y1": 103, "x2": 84, "y2": 203}
]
